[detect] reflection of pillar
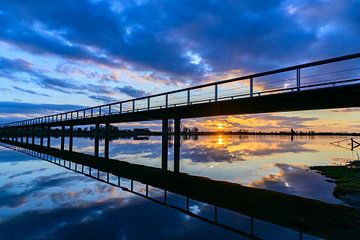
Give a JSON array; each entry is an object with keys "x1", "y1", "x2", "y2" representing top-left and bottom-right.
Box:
[
  {"x1": 14, "y1": 128, "x2": 18, "y2": 142},
  {"x1": 105, "y1": 123, "x2": 110, "y2": 159},
  {"x1": 95, "y1": 123, "x2": 99, "y2": 157},
  {"x1": 162, "y1": 119, "x2": 168, "y2": 171},
  {"x1": 69, "y1": 125, "x2": 73, "y2": 152},
  {"x1": 61, "y1": 126, "x2": 65, "y2": 150},
  {"x1": 47, "y1": 127, "x2": 51, "y2": 148},
  {"x1": 40, "y1": 126, "x2": 44, "y2": 146},
  {"x1": 174, "y1": 118, "x2": 181, "y2": 173}
]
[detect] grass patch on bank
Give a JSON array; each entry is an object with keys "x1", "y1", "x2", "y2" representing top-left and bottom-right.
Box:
[{"x1": 310, "y1": 166, "x2": 360, "y2": 196}]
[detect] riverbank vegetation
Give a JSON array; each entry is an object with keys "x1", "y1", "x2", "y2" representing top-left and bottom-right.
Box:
[{"x1": 311, "y1": 163, "x2": 360, "y2": 208}]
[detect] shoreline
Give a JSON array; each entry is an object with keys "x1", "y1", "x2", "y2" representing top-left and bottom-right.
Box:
[{"x1": 311, "y1": 163, "x2": 360, "y2": 209}]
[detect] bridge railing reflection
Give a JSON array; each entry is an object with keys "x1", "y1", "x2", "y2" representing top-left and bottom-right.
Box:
[{"x1": 0, "y1": 143, "x2": 322, "y2": 240}]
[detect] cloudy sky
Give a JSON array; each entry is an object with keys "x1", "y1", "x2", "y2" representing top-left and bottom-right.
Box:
[{"x1": 0, "y1": 0, "x2": 360, "y2": 131}]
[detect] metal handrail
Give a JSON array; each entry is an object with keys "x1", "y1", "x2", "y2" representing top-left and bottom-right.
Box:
[{"x1": 1, "y1": 52, "x2": 360, "y2": 128}]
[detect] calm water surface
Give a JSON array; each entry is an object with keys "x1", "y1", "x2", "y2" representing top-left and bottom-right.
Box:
[{"x1": 0, "y1": 135, "x2": 352, "y2": 239}]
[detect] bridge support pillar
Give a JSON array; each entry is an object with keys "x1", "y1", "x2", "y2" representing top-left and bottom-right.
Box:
[
  {"x1": 32, "y1": 127, "x2": 35, "y2": 144},
  {"x1": 26, "y1": 127, "x2": 29, "y2": 144},
  {"x1": 20, "y1": 128, "x2": 23, "y2": 143},
  {"x1": 61, "y1": 126, "x2": 65, "y2": 151},
  {"x1": 104, "y1": 123, "x2": 110, "y2": 159},
  {"x1": 40, "y1": 127, "x2": 44, "y2": 146},
  {"x1": 69, "y1": 125, "x2": 73, "y2": 152},
  {"x1": 94, "y1": 123, "x2": 99, "y2": 157},
  {"x1": 174, "y1": 118, "x2": 181, "y2": 173},
  {"x1": 47, "y1": 127, "x2": 51, "y2": 148},
  {"x1": 14, "y1": 128, "x2": 17, "y2": 142},
  {"x1": 162, "y1": 119, "x2": 168, "y2": 171}
]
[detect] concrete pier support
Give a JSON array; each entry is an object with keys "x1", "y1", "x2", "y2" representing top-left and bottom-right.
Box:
[
  {"x1": 105, "y1": 123, "x2": 110, "y2": 159},
  {"x1": 61, "y1": 126, "x2": 65, "y2": 150},
  {"x1": 94, "y1": 123, "x2": 100, "y2": 157},
  {"x1": 20, "y1": 128, "x2": 24, "y2": 143},
  {"x1": 40, "y1": 127, "x2": 44, "y2": 146},
  {"x1": 26, "y1": 127, "x2": 29, "y2": 144},
  {"x1": 32, "y1": 127, "x2": 35, "y2": 144},
  {"x1": 174, "y1": 118, "x2": 181, "y2": 173},
  {"x1": 69, "y1": 125, "x2": 73, "y2": 152},
  {"x1": 162, "y1": 119, "x2": 168, "y2": 171},
  {"x1": 47, "y1": 127, "x2": 51, "y2": 148}
]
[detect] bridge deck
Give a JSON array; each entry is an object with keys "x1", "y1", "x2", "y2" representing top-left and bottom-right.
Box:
[
  {"x1": 8, "y1": 81, "x2": 360, "y2": 127},
  {"x1": 1, "y1": 52, "x2": 360, "y2": 128}
]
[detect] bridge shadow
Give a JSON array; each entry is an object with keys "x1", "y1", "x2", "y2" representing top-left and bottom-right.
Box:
[{"x1": 1, "y1": 140, "x2": 360, "y2": 240}]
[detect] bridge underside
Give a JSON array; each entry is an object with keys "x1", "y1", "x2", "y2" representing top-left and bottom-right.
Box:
[{"x1": 24, "y1": 83, "x2": 360, "y2": 127}]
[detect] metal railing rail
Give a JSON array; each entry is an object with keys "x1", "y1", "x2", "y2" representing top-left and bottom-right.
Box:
[{"x1": 1, "y1": 52, "x2": 360, "y2": 128}]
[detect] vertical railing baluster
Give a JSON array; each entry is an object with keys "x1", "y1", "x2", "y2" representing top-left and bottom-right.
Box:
[
  {"x1": 165, "y1": 94, "x2": 168, "y2": 108},
  {"x1": 147, "y1": 97, "x2": 150, "y2": 110},
  {"x1": 215, "y1": 84, "x2": 218, "y2": 102},
  {"x1": 133, "y1": 100, "x2": 135, "y2": 112},
  {"x1": 296, "y1": 68, "x2": 301, "y2": 91},
  {"x1": 250, "y1": 77, "x2": 254, "y2": 97},
  {"x1": 187, "y1": 89, "x2": 190, "y2": 105}
]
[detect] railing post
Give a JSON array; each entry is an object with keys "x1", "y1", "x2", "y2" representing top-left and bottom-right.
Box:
[
  {"x1": 148, "y1": 97, "x2": 150, "y2": 111},
  {"x1": 99, "y1": 107, "x2": 102, "y2": 116},
  {"x1": 109, "y1": 105, "x2": 111, "y2": 115},
  {"x1": 187, "y1": 89, "x2": 190, "y2": 105},
  {"x1": 250, "y1": 78, "x2": 254, "y2": 97},
  {"x1": 119, "y1": 103, "x2": 122, "y2": 114},
  {"x1": 296, "y1": 68, "x2": 301, "y2": 91},
  {"x1": 165, "y1": 94, "x2": 168, "y2": 108},
  {"x1": 132, "y1": 100, "x2": 135, "y2": 112},
  {"x1": 215, "y1": 84, "x2": 218, "y2": 101}
]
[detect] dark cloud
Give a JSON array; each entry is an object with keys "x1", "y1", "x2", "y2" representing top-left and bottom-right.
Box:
[
  {"x1": 0, "y1": 101, "x2": 84, "y2": 114},
  {"x1": 13, "y1": 86, "x2": 51, "y2": 97},
  {"x1": 0, "y1": 57, "x2": 33, "y2": 74},
  {"x1": 89, "y1": 95, "x2": 118, "y2": 103},
  {"x1": 1, "y1": 0, "x2": 359, "y2": 85},
  {"x1": 115, "y1": 85, "x2": 148, "y2": 98},
  {"x1": 332, "y1": 107, "x2": 360, "y2": 113}
]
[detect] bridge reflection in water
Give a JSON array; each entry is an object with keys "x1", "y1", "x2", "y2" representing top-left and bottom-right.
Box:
[{"x1": 1, "y1": 140, "x2": 342, "y2": 240}]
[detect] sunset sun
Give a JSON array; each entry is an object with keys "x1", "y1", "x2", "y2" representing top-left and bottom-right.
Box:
[{"x1": 217, "y1": 123, "x2": 224, "y2": 130}]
